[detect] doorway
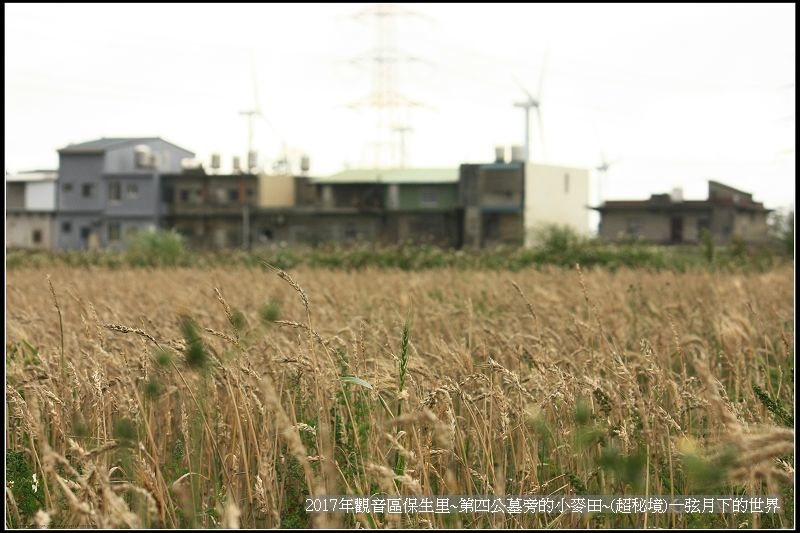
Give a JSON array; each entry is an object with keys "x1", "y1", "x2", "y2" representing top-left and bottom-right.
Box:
[{"x1": 670, "y1": 216, "x2": 684, "y2": 244}]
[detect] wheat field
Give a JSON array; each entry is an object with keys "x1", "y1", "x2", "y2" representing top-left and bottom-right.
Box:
[{"x1": 5, "y1": 264, "x2": 794, "y2": 528}]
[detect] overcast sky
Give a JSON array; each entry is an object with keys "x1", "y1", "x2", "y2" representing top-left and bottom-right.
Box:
[{"x1": 5, "y1": 3, "x2": 796, "y2": 219}]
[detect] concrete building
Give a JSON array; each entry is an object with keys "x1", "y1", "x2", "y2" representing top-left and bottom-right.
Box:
[
  {"x1": 161, "y1": 168, "x2": 260, "y2": 249},
  {"x1": 6, "y1": 170, "x2": 58, "y2": 249},
  {"x1": 592, "y1": 180, "x2": 771, "y2": 244},
  {"x1": 311, "y1": 168, "x2": 462, "y2": 247},
  {"x1": 460, "y1": 154, "x2": 590, "y2": 248},
  {"x1": 524, "y1": 163, "x2": 591, "y2": 245},
  {"x1": 56, "y1": 137, "x2": 194, "y2": 250}
]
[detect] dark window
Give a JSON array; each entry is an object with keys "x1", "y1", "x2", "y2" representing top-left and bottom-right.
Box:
[
  {"x1": 82, "y1": 183, "x2": 94, "y2": 198},
  {"x1": 108, "y1": 222, "x2": 121, "y2": 242},
  {"x1": 32, "y1": 230, "x2": 42, "y2": 243},
  {"x1": 109, "y1": 182, "x2": 121, "y2": 202},
  {"x1": 179, "y1": 190, "x2": 190, "y2": 202},
  {"x1": 163, "y1": 185, "x2": 175, "y2": 202},
  {"x1": 127, "y1": 183, "x2": 139, "y2": 199},
  {"x1": 483, "y1": 214, "x2": 500, "y2": 239},
  {"x1": 80, "y1": 227, "x2": 91, "y2": 239},
  {"x1": 63, "y1": 183, "x2": 73, "y2": 193},
  {"x1": 246, "y1": 188, "x2": 254, "y2": 198},
  {"x1": 419, "y1": 187, "x2": 438, "y2": 208},
  {"x1": 228, "y1": 189, "x2": 238, "y2": 202},
  {"x1": 62, "y1": 222, "x2": 72, "y2": 233},
  {"x1": 179, "y1": 227, "x2": 196, "y2": 238}
]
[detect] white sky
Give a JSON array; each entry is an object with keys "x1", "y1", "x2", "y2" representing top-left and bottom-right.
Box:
[{"x1": 5, "y1": 3, "x2": 796, "y2": 222}]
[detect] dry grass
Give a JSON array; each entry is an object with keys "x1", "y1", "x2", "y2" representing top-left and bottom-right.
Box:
[{"x1": 5, "y1": 264, "x2": 794, "y2": 528}]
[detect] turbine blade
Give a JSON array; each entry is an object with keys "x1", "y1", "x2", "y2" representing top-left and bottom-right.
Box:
[
  {"x1": 536, "y1": 50, "x2": 549, "y2": 101},
  {"x1": 513, "y1": 76, "x2": 534, "y2": 102},
  {"x1": 249, "y1": 51, "x2": 261, "y2": 112}
]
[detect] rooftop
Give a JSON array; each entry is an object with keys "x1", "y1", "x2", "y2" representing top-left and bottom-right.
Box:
[
  {"x1": 591, "y1": 180, "x2": 770, "y2": 212},
  {"x1": 58, "y1": 137, "x2": 194, "y2": 155},
  {"x1": 6, "y1": 170, "x2": 58, "y2": 182},
  {"x1": 314, "y1": 168, "x2": 458, "y2": 185}
]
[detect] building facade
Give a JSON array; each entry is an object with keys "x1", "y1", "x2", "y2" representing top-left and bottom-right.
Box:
[
  {"x1": 460, "y1": 158, "x2": 590, "y2": 248},
  {"x1": 593, "y1": 181, "x2": 771, "y2": 245},
  {"x1": 161, "y1": 169, "x2": 260, "y2": 249},
  {"x1": 6, "y1": 170, "x2": 58, "y2": 249},
  {"x1": 55, "y1": 138, "x2": 194, "y2": 250},
  {"x1": 309, "y1": 168, "x2": 463, "y2": 247}
]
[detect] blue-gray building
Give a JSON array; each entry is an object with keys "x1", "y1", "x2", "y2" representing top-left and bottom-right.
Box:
[{"x1": 55, "y1": 138, "x2": 194, "y2": 250}]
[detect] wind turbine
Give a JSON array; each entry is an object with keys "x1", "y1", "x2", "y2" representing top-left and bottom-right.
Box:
[
  {"x1": 514, "y1": 52, "x2": 548, "y2": 162},
  {"x1": 595, "y1": 150, "x2": 621, "y2": 205}
]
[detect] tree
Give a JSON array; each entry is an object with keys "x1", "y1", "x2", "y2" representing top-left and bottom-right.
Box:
[{"x1": 768, "y1": 208, "x2": 794, "y2": 256}]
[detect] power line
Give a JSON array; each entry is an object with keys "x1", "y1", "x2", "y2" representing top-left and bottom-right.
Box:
[{"x1": 347, "y1": 3, "x2": 429, "y2": 169}]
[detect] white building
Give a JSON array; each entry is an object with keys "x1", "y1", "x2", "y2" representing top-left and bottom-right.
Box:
[
  {"x1": 460, "y1": 154, "x2": 591, "y2": 248},
  {"x1": 6, "y1": 170, "x2": 58, "y2": 249},
  {"x1": 524, "y1": 162, "x2": 591, "y2": 246}
]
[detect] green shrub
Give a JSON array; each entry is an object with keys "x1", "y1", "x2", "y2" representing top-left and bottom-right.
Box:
[
  {"x1": 6, "y1": 450, "x2": 44, "y2": 526},
  {"x1": 125, "y1": 229, "x2": 187, "y2": 267},
  {"x1": 768, "y1": 209, "x2": 794, "y2": 257},
  {"x1": 260, "y1": 302, "x2": 281, "y2": 325}
]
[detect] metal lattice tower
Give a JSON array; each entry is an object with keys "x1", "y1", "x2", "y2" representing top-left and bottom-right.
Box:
[{"x1": 349, "y1": 3, "x2": 426, "y2": 169}]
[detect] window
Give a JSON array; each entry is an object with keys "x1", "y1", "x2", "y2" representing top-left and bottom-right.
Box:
[
  {"x1": 564, "y1": 173, "x2": 570, "y2": 194},
  {"x1": 63, "y1": 183, "x2": 73, "y2": 193},
  {"x1": 82, "y1": 183, "x2": 94, "y2": 198},
  {"x1": 109, "y1": 182, "x2": 121, "y2": 202},
  {"x1": 32, "y1": 230, "x2": 42, "y2": 244},
  {"x1": 62, "y1": 222, "x2": 72, "y2": 233},
  {"x1": 697, "y1": 218, "x2": 710, "y2": 236},
  {"x1": 419, "y1": 187, "x2": 439, "y2": 208},
  {"x1": 179, "y1": 190, "x2": 190, "y2": 202},
  {"x1": 246, "y1": 188, "x2": 254, "y2": 198},
  {"x1": 108, "y1": 222, "x2": 121, "y2": 242},
  {"x1": 127, "y1": 183, "x2": 139, "y2": 199},
  {"x1": 626, "y1": 218, "x2": 640, "y2": 236},
  {"x1": 228, "y1": 189, "x2": 238, "y2": 202},
  {"x1": 80, "y1": 227, "x2": 91, "y2": 240}
]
